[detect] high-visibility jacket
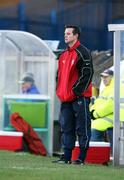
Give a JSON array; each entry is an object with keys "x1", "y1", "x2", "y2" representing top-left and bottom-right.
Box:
[
  {"x1": 91, "y1": 78, "x2": 124, "y2": 131},
  {"x1": 120, "y1": 78, "x2": 124, "y2": 122}
]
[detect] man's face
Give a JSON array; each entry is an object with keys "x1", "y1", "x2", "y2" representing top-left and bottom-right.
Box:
[
  {"x1": 22, "y1": 82, "x2": 32, "y2": 92},
  {"x1": 101, "y1": 75, "x2": 112, "y2": 86},
  {"x1": 64, "y1": 28, "x2": 78, "y2": 46}
]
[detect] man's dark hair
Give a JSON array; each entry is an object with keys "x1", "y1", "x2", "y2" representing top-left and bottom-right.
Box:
[{"x1": 65, "y1": 25, "x2": 81, "y2": 39}]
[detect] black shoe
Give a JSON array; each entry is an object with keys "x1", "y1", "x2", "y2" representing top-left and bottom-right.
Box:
[
  {"x1": 52, "y1": 154, "x2": 71, "y2": 164},
  {"x1": 72, "y1": 159, "x2": 85, "y2": 165}
]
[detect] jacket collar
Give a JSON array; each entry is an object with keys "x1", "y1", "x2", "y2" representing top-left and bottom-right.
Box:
[{"x1": 67, "y1": 41, "x2": 80, "y2": 51}]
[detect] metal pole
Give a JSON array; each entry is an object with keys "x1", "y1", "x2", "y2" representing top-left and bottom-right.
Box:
[
  {"x1": 18, "y1": 0, "x2": 26, "y2": 31},
  {"x1": 0, "y1": 33, "x2": 6, "y2": 127},
  {"x1": 113, "y1": 30, "x2": 121, "y2": 166}
]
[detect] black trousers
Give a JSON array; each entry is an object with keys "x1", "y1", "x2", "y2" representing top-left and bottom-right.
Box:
[{"x1": 59, "y1": 97, "x2": 91, "y2": 161}]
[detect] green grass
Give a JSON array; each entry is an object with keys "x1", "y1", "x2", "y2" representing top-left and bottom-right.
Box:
[{"x1": 0, "y1": 151, "x2": 124, "y2": 180}]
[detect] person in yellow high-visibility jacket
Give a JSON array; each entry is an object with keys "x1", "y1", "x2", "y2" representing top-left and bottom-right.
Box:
[
  {"x1": 90, "y1": 69, "x2": 114, "y2": 148},
  {"x1": 90, "y1": 69, "x2": 124, "y2": 150}
]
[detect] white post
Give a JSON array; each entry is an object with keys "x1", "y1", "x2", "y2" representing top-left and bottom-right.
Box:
[
  {"x1": 113, "y1": 30, "x2": 121, "y2": 166},
  {"x1": 108, "y1": 24, "x2": 124, "y2": 166}
]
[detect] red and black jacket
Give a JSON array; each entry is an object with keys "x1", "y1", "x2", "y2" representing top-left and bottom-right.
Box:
[{"x1": 56, "y1": 41, "x2": 94, "y2": 102}]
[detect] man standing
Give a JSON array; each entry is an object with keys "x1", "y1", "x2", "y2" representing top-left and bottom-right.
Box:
[{"x1": 54, "y1": 25, "x2": 93, "y2": 165}]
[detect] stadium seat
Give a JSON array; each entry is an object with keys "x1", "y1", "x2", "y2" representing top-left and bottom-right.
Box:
[{"x1": 10, "y1": 102, "x2": 47, "y2": 128}]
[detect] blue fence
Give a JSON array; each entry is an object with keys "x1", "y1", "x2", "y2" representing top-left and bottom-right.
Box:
[{"x1": 0, "y1": 0, "x2": 116, "y2": 50}]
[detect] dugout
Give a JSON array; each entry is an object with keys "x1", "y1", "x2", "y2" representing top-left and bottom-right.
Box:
[{"x1": 0, "y1": 30, "x2": 56, "y2": 155}]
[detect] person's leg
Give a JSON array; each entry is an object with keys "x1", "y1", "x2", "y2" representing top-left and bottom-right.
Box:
[
  {"x1": 106, "y1": 128, "x2": 113, "y2": 153},
  {"x1": 73, "y1": 97, "x2": 91, "y2": 163},
  {"x1": 90, "y1": 128, "x2": 105, "y2": 141},
  {"x1": 59, "y1": 102, "x2": 76, "y2": 162}
]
